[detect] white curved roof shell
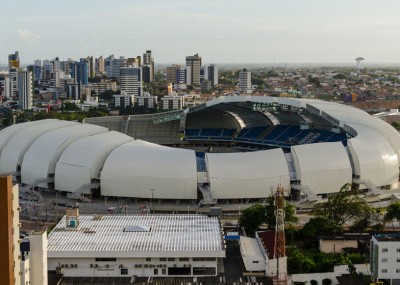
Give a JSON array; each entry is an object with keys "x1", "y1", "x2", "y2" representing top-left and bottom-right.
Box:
[
  {"x1": 55, "y1": 131, "x2": 134, "y2": 193},
  {"x1": 0, "y1": 120, "x2": 77, "y2": 174},
  {"x1": 347, "y1": 124, "x2": 399, "y2": 189},
  {"x1": 291, "y1": 142, "x2": 352, "y2": 194},
  {"x1": 0, "y1": 119, "x2": 58, "y2": 156},
  {"x1": 101, "y1": 140, "x2": 197, "y2": 199},
  {"x1": 21, "y1": 124, "x2": 108, "y2": 186},
  {"x1": 206, "y1": 149, "x2": 290, "y2": 199}
]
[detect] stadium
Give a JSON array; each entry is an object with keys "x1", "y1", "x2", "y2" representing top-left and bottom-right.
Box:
[{"x1": 0, "y1": 96, "x2": 399, "y2": 204}]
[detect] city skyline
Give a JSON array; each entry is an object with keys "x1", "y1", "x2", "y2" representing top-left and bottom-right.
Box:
[{"x1": 1, "y1": 0, "x2": 400, "y2": 64}]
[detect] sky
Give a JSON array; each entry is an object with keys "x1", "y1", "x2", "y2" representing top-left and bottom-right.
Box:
[{"x1": 1, "y1": 0, "x2": 400, "y2": 65}]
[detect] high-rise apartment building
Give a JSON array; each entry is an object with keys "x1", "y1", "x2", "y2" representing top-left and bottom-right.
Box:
[
  {"x1": 120, "y1": 66, "x2": 142, "y2": 97},
  {"x1": 186, "y1": 54, "x2": 201, "y2": 86},
  {"x1": 9, "y1": 68, "x2": 18, "y2": 98},
  {"x1": 86, "y1": 56, "x2": 95, "y2": 78},
  {"x1": 18, "y1": 70, "x2": 33, "y2": 109},
  {"x1": 96, "y1": 56, "x2": 105, "y2": 74},
  {"x1": 33, "y1": 60, "x2": 42, "y2": 81},
  {"x1": 71, "y1": 59, "x2": 88, "y2": 85},
  {"x1": 142, "y1": 50, "x2": 154, "y2": 83},
  {"x1": 8, "y1": 51, "x2": 20, "y2": 69},
  {"x1": 207, "y1": 64, "x2": 218, "y2": 87},
  {"x1": 104, "y1": 55, "x2": 126, "y2": 79},
  {"x1": 200, "y1": 67, "x2": 208, "y2": 83},
  {"x1": 239, "y1": 68, "x2": 251, "y2": 93},
  {"x1": 0, "y1": 176, "x2": 20, "y2": 285}
]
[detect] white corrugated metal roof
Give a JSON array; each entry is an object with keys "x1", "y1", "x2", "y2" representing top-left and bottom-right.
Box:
[{"x1": 48, "y1": 214, "x2": 223, "y2": 253}]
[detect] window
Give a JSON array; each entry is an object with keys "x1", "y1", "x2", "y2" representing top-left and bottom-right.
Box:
[
  {"x1": 382, "y1": 248, "x2": 388, "y2": 252},
  {"x1": 179, "y1": 258, "x2": 189, "y2": 262},
  {"x1": 160, "y1": 258, "x2": 167, "y2": 261},
  {"x1": 154, "y1": 268, "x2": 158, "y2": 275},
  {"x1": 382, "y1": 258, "x2": 388, "y2": 263},
  {"x1": 382, "y1": 269, "x2": 388, "y2": 273},
  {"x1": 397, "y1": 259, "x2": 400, "y2": 263},
  {"x1": 193, "y1": 258, "x2": 216, "y2": 262},
  {"x1": 121, "y1": 268, "x2": 128, "y2": 275},
  {"x1": 253, "y1": 261, "x2": 259, "y2": 264},
  {"x1": 146, "y1": 258, "x2": 151, "y2": 262},
  {"x1": 397, "y1": 269, "x2": 400, "y2": 273},
  {"x1": 96, "y1": 258, "x2": 116, "y2": 262},
  {"x1": 162, "y1": 268, "x2": 166, "y2": 275},
  {"x1": 168, "y1": 258, "x2": 175, "y2": 261},
  {"x1": 397, "y1": 248, "x2": 400, "y2": 252}
]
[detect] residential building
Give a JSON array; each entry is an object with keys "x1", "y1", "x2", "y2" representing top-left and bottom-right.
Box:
[
  {"x1": 166, "y1": 65, "x2": 186, "y2": 84},
  {"x1": 42, "y1": 60, "x2": 53, "y2": 80},
  {"x1": 207, "y1": 64, "x2": 218, "y2": 87},
  {"x1": 67, "y1": 83, "x2": 81, "y2": 100},
  {"x1": 200, "y1": 66, "x2": 208, "y2": 83},
  {"x1": 18, "y1": 70, "x2": 33, "y2": 109},
  {"x1": 371, "y1": 234, "x2": 400, "y2": 284},
  {"x1": 142, "y1": 65, "x2": 151, "y2": 84},
  {"x1": 8, "y1": 51, "x2": 20, "y2": 69},
  {"x1": 33, "y1": 60, "x2": 42, "y2": 81},
  {"x1": 1, "y1": 76, "x2": 11, "y2": 98},
  {"x1": 0, "y1": 176, "x2": 20, "y2": 285},
  {"x1": 114, "y1": 91, "x2": 135, "y2": 108},
  {"x1": 239, "y1": 68, "x2": 251, "y2": 93},
  {"x1": 143, "y1": 50, "x2": 154, "y2": 82},
  {"x1": 137, "y1": 92, "x2": 158, "y2": 109},
  {"x1": 201, "y1": 79, "x2": 212, "y2": 92},
  {"x1": 9, "y1": 68, "x2": 18, "y2": 98},
  {"x1": 96, "y1": 55, "x2": 105, "y2": 74},
  {"x1": 186, "y1": 54, "x2": 201, "y2": 86},
  {"x1": 88, "y1": 81, "x2": 117, "y2": 95},
  {"x1": 105, "y1": 55, "x2": 127, "y2": 79},
  {"x1": 71, "y1": 58, "x2": 89, "y2": 85},
  {"x1": 120, "y1": 66, "x2": 142, "y2": 97},
  {"x1": 47, "y1": 213, "x2": 224, "y2": 277},
  {"x1": 86, "y1": 56, "x2": 95, "y2": 78},
  {"x1": 161, "y1": 92, "x2": 185, "y2": 110}
]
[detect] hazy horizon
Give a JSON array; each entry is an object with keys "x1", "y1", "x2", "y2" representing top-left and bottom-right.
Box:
[{"x1": 2, "y1": 0, "x2": 400, "y2": 65}]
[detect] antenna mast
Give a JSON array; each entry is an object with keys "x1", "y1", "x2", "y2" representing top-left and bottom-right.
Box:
[{"x1": 273, "y1": 184, "x2": 287, "y2": 285}]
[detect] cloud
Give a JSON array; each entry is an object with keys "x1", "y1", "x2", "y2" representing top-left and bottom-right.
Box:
[{"x1": 16, "y1": 29, "x2": 40, "y2": 44}]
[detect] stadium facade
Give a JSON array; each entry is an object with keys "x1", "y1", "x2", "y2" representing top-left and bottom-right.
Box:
[{"x1": 1, "y1": 96, "x2": 399, "y2": 202}]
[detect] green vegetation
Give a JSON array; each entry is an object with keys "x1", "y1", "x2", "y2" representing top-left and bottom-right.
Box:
[
  {"x1": 238, "y1": 195, "x2": 298, "y2": 236},
  {"x1": 313, "y1": 184, "x2": 372, "y2": 229},
  {"x1": 287, "y1": 247, "x2": 366, "y2": 274},
  {"x1": 384, "y1": 202, "x2": 400, "y2": 230}
]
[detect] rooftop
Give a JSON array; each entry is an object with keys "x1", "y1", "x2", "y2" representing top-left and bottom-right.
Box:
[
  {"x1": 48, "y1": 214, "x2": 224, "y2": 254},
  {"x1": 373, "y1": 233, "x2": 400, "y2": 242}
]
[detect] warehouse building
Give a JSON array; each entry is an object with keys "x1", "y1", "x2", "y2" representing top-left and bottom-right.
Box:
[{"x1": 47, "y1": 211, "x2": 225, "y2": 278}]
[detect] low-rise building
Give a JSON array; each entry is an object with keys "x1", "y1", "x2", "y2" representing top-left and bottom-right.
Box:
[
  {"x1": 47, "y1": 212, "x2": 225, "y2": 278},
  {"x1": 371, "y1": 234, "x2": 400, "y2": 284},
  {"x1": 137, "y1": 92, "x2": 158, "y2": 109},
  {"x1": 114, "y1": 91, "x2": 134, "y2": 108}
]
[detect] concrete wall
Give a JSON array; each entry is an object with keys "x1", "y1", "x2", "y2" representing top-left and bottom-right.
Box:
[
  {"x1": 48, "y1": 257, "x2": 218, "y2": 277},
  {"x1": 319, "y1": 239, "x2": 358, "y2": 253},
  {"x1": 30, "y1": 231, "x2": 48, "y2": 285}
]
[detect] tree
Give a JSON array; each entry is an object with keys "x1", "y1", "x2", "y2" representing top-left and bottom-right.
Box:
[
  {"x1": 239, "y1": 204, "x2": 266, "y2": 236},
  {"x1": 287, "y1": 248, "x2": 316, "y2": 274},
  {"x1": 302, "y1": 217, "x2": 342, "y2": 240},
  {"x1": 313, "y1": 184, "x2": 371, "y2": 228},
  {"x1": 384, "y1": 202, "x2": 400, "y2": 230}
]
